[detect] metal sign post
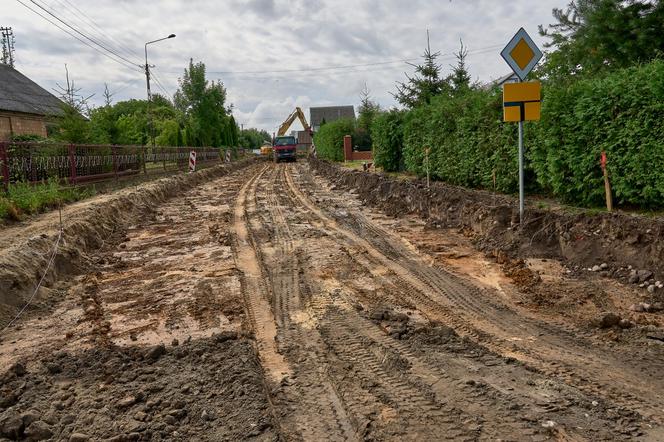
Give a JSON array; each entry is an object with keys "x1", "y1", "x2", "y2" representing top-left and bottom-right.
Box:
[
  {"x1": 518, "y1": 120, "x2": 525, "y2": 216},
  {"x1": 501, "y1": 27, "x2": 543, "y2": 222}
]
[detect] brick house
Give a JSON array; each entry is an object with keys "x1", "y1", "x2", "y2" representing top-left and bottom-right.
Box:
[
  {"x1": 0, "y1": 64, "x2": 65, "y2": 141},
  {"x1": 309, "y1": 106, "x2": 355, "y2": 132}
]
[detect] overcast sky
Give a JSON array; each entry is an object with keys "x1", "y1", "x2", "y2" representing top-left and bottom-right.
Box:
[{"x1": 6, "y1": 0, "x2": 567, "y2": 133}]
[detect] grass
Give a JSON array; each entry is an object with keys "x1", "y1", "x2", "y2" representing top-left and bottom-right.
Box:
[
  {"x1": 0, "y1": 179, "x2": 96, "y2": 221},
  {"x1": 340, "y1": 160, "x2": 372, "y2": 170}
]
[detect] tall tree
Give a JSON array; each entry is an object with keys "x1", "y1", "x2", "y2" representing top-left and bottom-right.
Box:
[
  {"x1": 174, "y1": 59, "x2": 229, "y2": 147},
  {"x1": 53, "y1": 65, "x2": 92, "y2": 143},
  {"x1": 357, "y1": 83, "x2": 381, "y2": 131},
  {"x1": 539, "y1": 0, "x2": 664, "y2": 79},
  {"x1": 448, "y1": 40, "x2": 472, "y2": 95},
  {"x1": 103, "y1": 83, "x2": 113, "y2": 106},
  {"x1": 393, "y1": 30, "x2": 450, "y2": 108}
]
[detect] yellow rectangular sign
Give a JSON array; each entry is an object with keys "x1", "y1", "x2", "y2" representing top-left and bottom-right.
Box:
[
  {"x1": 504, "y1": 81, "x2": 541, "y2": 102},
  {"x1": 503, "y1": 81, "x2": 541, "y2": 122}
]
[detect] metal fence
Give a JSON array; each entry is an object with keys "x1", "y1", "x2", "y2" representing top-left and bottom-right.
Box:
[{"x1": 0, "y1": 142, "x2": 239, "y2": 189}]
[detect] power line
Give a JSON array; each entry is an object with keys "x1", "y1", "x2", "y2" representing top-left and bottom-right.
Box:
[
  {"x1": 160, "y1": 58, "x2": 418, "y2": 76},
  {"x1": 210, "y1": 57, "x2": 421, "y2": 75},
  {"x1": 25, "y1": 0, "x2": 142, "y2": 69},
  {"x1": 14, "y1": 0, "x2": 142, "y2": 73},
  {"x1": 56, "y1": 0, "x2": 142, "y2": 62},
  {"x1": 161, "y1": 44, "x2": 504, "y2": 79},
  {"x1": 204, "y1": 46, "x2": 506, "y2": 83},
  {"x1": 151, "y1": 69, "x2": 173, "y2": 98},
  {"x1": 52, "y1": 0, "x2": 143, "y2": 65}
]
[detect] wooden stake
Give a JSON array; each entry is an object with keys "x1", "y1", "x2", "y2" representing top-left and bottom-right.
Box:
[
  {"x1": 603, "y1": 168, "x2": 613, "y2": 212},
  {"x1": 601, "y1": 151, "x2": 613, "y2": 212},
  {"x1": 425, "y1": 147, "x2": 430, "y2": 189}
]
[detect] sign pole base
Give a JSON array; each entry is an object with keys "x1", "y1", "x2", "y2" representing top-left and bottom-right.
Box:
[{"x1": 518, "y1": 120, "x2": 525, "y2": 222}]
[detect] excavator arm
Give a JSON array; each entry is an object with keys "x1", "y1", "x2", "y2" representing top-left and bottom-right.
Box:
[{"x1": 277, "y1": 107, "x2": 312, "y2": 136}]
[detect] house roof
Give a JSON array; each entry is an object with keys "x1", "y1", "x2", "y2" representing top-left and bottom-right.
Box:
[
  {"x1": 0, "y1": 64, "x2": 65, "y2": 116},
  {"x1": 481, "y1": 73, "x2": 519, "y2": 90},
  {"x1": 310, "y1": 106, "x2": 355, "y2": 127}
]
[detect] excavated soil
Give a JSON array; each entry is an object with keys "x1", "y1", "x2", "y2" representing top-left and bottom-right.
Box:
[
  {"x1": 1, "y1": 161, "x2": 664, "y2": 441},
  {"x1": 0, "y1": 159, "x2": 259, "y2": 329}
]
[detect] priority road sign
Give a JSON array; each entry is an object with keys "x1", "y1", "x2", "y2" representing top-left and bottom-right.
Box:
[
  {"x1": 503, "y1": 81, "x2": 541, "y2": 122},
  {"x1": 500, "y1": 28, "x2": 543, "y2": 223},
  {"x1": 501, "y1": 28, "x2": 543, "y2": 81}
]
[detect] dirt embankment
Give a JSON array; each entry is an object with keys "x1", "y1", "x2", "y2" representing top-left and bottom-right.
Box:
[
  {"x1": 0, "y1": 333, "x2": 276, "y2": 441},
  {"x1": 0, "y1": 159, "x2": 260, "y2": 328},
  {"x1": 309, "y1": 159, "x2": 664, "y2": 284}
]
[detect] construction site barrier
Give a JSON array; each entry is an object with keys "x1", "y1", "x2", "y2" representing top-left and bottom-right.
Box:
[{"x1": 0, "y1": 142, "x2": 246, "y2": 190}]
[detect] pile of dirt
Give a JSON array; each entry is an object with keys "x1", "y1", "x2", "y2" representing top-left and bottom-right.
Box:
[
  {"x1": 0, "y1": 159, "x2": 260, "y2": 329},
  {"x1": 309, "y1": 158, "x2": 664, "y2": 288},
  {"x1": 0, "y1": 333, "x2": 276, "y2": 441}
]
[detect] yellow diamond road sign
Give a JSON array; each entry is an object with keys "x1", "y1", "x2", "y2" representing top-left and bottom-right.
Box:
[{"x1": 501, "y1": 28, "x2": 543, "y2": 81}]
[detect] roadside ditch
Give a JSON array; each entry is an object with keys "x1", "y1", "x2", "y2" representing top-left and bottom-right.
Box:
[
  {"x1": 0, "y1": 158, "x2": 260, "y2": 329},
  {"x1": 309, "y1": 158, "x2": 664, "y2": 304}
]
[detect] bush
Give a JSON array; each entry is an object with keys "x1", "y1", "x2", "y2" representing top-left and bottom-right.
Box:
[
  {"x1": 532, "y1": 59, "x2": 664, "y2": 208},
  {"x1": 1, "y1": 179, "x2": 95, "y2": 221},
  {"x1": 371, "y1": 110, "x2": 405, "y2": 172},
  {"x1": 390, "y1": 59, "x2": 664, "y2": 208},
  {"x1": 313, "y1": 118, "x2": 355, "y2": 162},
  {"x1": 401, "y1": 88, "x2": 529, "y2": 193}
]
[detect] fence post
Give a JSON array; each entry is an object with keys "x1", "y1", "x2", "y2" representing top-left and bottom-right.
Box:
[
  {"x1": 162, "y1": 146, "x2": 166, "y2": 171},
  {"x1": 112, "y1": 145, "x2": 119, "y2": 181},
  {"x1": 30, "y1": 144, "x2": 37, "y2": 182},
  {"x1": 0, "y1": 142, "x2": 9, "y2": 193},
  {"x1": 142, "y1": 145, "x2": 147, "y2": 175},
  {"x1": 68, "y1": 144, "x2": 77, "y2": 184}
]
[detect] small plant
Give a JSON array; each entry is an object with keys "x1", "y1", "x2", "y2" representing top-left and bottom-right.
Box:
[{"x1": 1, "y1": 179, "x2": 95, "y2": 221}]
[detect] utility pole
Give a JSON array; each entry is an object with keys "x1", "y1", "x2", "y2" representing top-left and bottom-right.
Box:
[
  {"x1": 144, "y1": 46, "x2": 152, "y2": 144},
  {"x1": 1, "y1": 27, "x2": 16, "y2": 67},
  {"x1": 144, "y1": 34, "x2": 176, "y2": 174}
]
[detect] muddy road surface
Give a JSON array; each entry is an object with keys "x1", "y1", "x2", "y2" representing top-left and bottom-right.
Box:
[{"x1": 1, "y1": 162, "x2": 663, "y2": 441}]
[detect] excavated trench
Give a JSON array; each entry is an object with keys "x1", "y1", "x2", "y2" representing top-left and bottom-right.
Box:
[
  {"x1": 0, "y1": 160, "x2": 663, "y2": 441},
  {"x1": 308, "y1": 158, "x2": 664, "y2": 282},
  {"x1": 0, "y1": 158, "x2": 261, "y2": 328}
]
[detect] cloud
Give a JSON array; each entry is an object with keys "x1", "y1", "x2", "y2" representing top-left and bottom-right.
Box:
[{"x1": 6, "y1": 0, "x2": 567, "y2": 131}]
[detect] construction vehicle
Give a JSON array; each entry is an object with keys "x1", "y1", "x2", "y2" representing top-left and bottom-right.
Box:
[
  {"x1": 260, "y1": 141, "x2": 273, "y2": 156},
  {"x1": 273, "y1": 107, "x2": 313, "y2": 163},
  {"x1": 277, "y1": 107, "x2": 311, "y2": 137},
  {"x1": 272, "y1": 135, "x2": 297, "y2": 163}
]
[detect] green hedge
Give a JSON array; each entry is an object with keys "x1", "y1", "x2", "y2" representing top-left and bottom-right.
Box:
[
  {"x1": 371, "y1": 110, "x2": 405, "y2": 172},
  {"x1": 313, "y1": 118, "x2": 355, "y2": 162},
  {"x1": 400, "y1": 88, "x2": 530, "y2": 194},
  {"x1": 532, "y1": 60, "x2": 664, "y2": 208},
  {"x1": 370, "y1": 60, "x2": 664, "y2": 209}
]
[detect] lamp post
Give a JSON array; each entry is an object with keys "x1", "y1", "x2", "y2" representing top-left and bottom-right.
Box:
[{"x1": 144, "y1": 33, "x2": 175, "y2": 172}]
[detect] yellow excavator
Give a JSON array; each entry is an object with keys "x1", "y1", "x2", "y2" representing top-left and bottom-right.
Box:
[{"x1": 277, "y1": 107, "x2": 312, "y2": 136}]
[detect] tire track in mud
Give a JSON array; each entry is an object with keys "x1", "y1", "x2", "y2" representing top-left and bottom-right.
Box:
[
  {"x1": 239, "y1": 165, "x2": 357, "y2": 441},
  {"x1": 255, "y1": 165, "x2": 518, "y2": 440},
  {"x1": 331, "y1": 194, "x2": 664, "y2": 429},
  {"x1": 285, "y1": 164, "x2": 663, "y2": 439},
  {"x1": 275, "y1": 165, "x2": 574, "y2": 440},
  {"x1": 231, "y1": 164, "x2": 291, "y2": 384}
]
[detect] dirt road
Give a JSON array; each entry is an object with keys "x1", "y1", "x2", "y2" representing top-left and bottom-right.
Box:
[{"x1": 1, "y1": 161, "x2": 663, "y2": 441}]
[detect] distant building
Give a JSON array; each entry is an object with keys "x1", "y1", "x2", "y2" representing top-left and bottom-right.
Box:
[
  {"x1": 309, "y1": 106, "x2": 355, "y2": 132},
  {"x1": 0, "y1": 64, "x2": 65, "y2": 141},
  {"x1": 481, "y1": 73, "x2": 519, "y2": 91}
]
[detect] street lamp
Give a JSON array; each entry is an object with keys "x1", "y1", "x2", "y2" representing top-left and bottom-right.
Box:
[{"x1": 144, "y1": 34, "x2": 176, "y2": 159}]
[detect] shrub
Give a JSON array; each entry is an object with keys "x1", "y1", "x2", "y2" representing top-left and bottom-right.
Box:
[
  {"x1": 1, "y1": 179, "x2": 95, "y2": 221},
  {"x1": 401, "y1": 88, "x2": 529, "y2": 193},
  {"x1": 371, "y1": 110, "x2": 405, "y2": 172},
  {"x1": 313, "y1": 118, "x2": 355, "y2": 162},
  {"x1": 532, "y1": 59, "x2": 664, "y2": 208},
  {"x1": 392, "y1": 59, "x2": 664, "y2": 208}
]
